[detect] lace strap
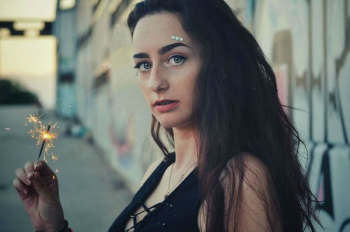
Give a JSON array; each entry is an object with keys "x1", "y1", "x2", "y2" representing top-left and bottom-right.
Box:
[{"x1": 124, "y1": 200, "x2": 163, "y2": 231}]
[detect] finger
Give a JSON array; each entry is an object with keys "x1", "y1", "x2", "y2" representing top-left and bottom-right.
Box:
[
  {"x1": 32, "y1": 172, "x2": 54, "y2": 202},
  {"x1": 13, "y1": 178, "x2": 29, "y2": 195},
  {"x1": 15, "y1": 168, "x2": 31, "y2": 186},
  {"x1": 34, "y1": 161, "x2": 55, "y2": 177},
  {"x1": 24, "y1": 161, "x2": 35, "y2": 182}
]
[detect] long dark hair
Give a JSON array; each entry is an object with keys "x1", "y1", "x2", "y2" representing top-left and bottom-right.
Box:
[{"x1": 127, "y1": 0, "x2": 321, "y2": 231}]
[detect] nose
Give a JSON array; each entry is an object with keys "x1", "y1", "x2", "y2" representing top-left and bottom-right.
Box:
[{"x1": 148, "y1": 64, "x2": 169, "y2": 92}]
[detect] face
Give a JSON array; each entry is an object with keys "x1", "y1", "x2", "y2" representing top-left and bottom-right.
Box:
[{"x1": 132, "y1": 12, "x2": 203, "y2": 129}]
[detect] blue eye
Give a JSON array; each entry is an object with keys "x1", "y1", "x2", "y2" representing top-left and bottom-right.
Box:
[
  {"x1": 168, "y1": 55, "x2": 187, "y2": 66},
  {"x1": 134, "y1": 62, "x2": 152, "y2": 72},
  {"x1": 133, "y1": 55, "x2": 187, "y2": 73}
]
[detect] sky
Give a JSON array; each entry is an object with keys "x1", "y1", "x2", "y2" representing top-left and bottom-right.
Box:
[
  {"x1": 0, "y1": 0, "x2": 58, "y2": 109},
  {"x1": 0, "y1": 37, "x2": 57, "y2": 108}
]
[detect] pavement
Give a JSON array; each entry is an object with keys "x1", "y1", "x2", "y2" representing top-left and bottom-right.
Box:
[{"x1": 0, "y1": 106, "x2": 133, "y2": 232}]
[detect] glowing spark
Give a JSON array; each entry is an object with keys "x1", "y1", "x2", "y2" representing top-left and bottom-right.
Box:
[
  {"x1": 51, "y1": 153, "x2": 59, "y2": 162},
  {"x1": 26, "y1": 114, "x2": 42, "y2": 124},
  {"x1": 5, "y1": 128, "x2": 10, "y2": 131},
  {"x1": 55, "y1": 169, "x2": 59, "y2": 173},
  {"x1": 26, "y1": 114, "x2": 59, "y2": 163},
  {"x1": 42, "y1": 133, "x2": 52, "y2": 139},
  {"x1": 52, "y1": 175, "x2": 56, "y2": 180}
]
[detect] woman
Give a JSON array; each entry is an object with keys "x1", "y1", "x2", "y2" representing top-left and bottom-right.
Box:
[{"x1": 13, "y1": 0, "x2": 321, "y2": 231}]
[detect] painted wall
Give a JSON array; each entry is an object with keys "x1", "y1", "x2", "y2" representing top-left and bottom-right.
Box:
[{"x1": 237, "y1": 0, "x2": 350, "y2": 231}]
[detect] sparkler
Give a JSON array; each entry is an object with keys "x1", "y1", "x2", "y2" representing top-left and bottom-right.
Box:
[{"x1": 26, "y1": 114, "x2": 59, "y2": 164}]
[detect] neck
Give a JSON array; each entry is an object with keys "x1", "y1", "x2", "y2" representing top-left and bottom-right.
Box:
[{"x1": 172, "y1": 126, "x2": 199, "y2": 172}]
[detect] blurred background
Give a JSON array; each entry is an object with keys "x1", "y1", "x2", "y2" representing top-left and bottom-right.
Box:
[{"x1": 0, "y1": 0, "x2": 349, "y2": 231}]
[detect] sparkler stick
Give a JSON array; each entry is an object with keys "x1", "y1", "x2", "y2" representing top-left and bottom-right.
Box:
[{"x1": 37, "y1": 124, "x2": 51, "y2": 162}]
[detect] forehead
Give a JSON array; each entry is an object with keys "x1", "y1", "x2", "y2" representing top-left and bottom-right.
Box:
[{"x1": 132, "y1": 12, "x2": 193, "y2": 51}]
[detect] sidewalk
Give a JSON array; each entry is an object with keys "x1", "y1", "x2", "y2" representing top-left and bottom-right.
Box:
[{"x1": 0, "y1": 106, "x2": 132, "y2": 232}]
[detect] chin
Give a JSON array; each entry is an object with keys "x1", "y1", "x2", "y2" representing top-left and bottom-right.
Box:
[
  {"x1": 157, "y1": 118, "x2": 192, "y2": 130},
  {"x1": 153, "y1": 109, "x2": 193, "y2": 129},
  {"x1": 157, "y1": 120, "x2": 178, "y2": 129}
]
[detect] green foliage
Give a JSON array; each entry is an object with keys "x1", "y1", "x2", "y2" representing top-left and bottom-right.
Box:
[{"x1": 0, "y1": 79, "x2": 40, "y2": 105}]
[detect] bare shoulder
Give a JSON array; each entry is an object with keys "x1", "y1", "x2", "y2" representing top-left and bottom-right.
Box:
[
  {"x1": 138, "y1": 157, "x2": 164, "y2": 189},
  {"x1": 198, "y1": 152, "x2": 280, "y2": 232},
  {"x1": 223, "y1": 152, "x2": 280, "y2": 231},
  {"x1": 224, "y1": 152, "x2": 270, "y2": 186}
]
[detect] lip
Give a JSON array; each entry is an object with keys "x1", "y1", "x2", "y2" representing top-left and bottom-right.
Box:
[
  {"x1": 153, "y1": 99, "x2": 179, "y2": 106},
  {"x1": 154, "y1": 99, "x2": 179, "y2": 112}
]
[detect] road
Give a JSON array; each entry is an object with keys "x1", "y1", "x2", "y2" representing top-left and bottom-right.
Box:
[{"x1": 0, "y1": 106, "x2": 132, "y2": 232}]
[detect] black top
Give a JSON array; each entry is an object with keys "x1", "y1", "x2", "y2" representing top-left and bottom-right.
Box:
[{"x1": 108, "y1": 152, "x2": 201, "y2": 232}]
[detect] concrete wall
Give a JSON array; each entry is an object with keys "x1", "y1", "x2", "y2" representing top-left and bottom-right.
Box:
[
  {"x1": 74, "y1": 0, "x2": 350, "y2": 230},
  {"x1": 54, "y1": 7, "x2": 78, "y2": 118},
  {"x1": 75, "y1": 0, "x2": 162, "y2": 192}
]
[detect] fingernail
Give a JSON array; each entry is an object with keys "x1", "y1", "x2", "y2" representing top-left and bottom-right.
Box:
[
  {"x1": 23, "y1": 188, "x2": 28, "y2": 194},
  {"x1": 27, "y1": 172, "x2": 33, "y2": 178},
  {"x1": 26, "y1": 179, "x2": 31, "y2": 185},
  {"x1": 34, "y1": 162, "x2": 41, "y2": 169}
]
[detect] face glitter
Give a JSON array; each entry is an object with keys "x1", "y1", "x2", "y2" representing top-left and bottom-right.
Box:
[{"x1": 171, "y1": 35, "x2": 184, "y2": 41}]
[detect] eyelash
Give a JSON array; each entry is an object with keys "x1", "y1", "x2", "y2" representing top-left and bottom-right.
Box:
[{"x1": 134, "y1": 55, "x2": 188, "y2": 72}]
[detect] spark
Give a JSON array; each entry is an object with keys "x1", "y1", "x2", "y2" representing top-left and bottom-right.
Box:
[
  {"x1": 55, "y1": 169, "x2": 59, "y2": 173},
  {"x1": 51, "y1": 153, "x2": 59, "y2": 162},
  {"x1": 52, "y1": 175, "x2": 56, "y2": 180},
  {"x1": 26, "y1": 113, "x2": 43, "y2": 124},
  {"x1": 26, "y1": 113, "x2": 59, "y2": 163}
]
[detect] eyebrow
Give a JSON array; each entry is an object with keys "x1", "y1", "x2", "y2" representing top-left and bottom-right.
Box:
[{"x1": 133, "y1": 42, "x2": 191, "y2": 59}]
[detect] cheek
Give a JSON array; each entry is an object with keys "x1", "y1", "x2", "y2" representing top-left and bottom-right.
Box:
[
  {"x1": 180, "y1": 70, "x2": 199, "y2": 94},
  {"x1": 185, "y1": 71, "x2": 200, "y2": 105}
]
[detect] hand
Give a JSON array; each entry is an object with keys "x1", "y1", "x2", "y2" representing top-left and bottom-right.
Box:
[{"x1": 13, "y1": 161, "x2": 66, "y2": 232}]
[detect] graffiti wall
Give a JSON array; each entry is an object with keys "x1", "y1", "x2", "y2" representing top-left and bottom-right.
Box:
[{"x1": 239, "y1": 0, "x2": 350, "y2": 230}]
